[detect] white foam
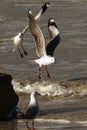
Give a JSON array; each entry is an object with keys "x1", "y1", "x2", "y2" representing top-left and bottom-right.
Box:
[
  {"x1": 36, "y1": 118, "x2": 70, "y2": 124},
  {"x1": 17, "y1": 118, "x2": 87, "y2": 126},
  {"x1": 76, "y1": 120, "x2": 87, "y2": 126},
  {"x1": 36, "y1": 119, "x2": 87, "y2": 127},
  {"x1": 12, "y1": 80, "x2": 73, "y2": 96},
  {"x1": 12, "y1": 79, "x2": 87, "y2": 97},
  {"x1": 12, "y1": 80, "x2": 31, "y2": 93}
]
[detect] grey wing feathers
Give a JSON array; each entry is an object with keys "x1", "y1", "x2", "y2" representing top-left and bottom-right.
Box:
[
  {"x1": 28, "y1": 9, "x2": 46, "y2": 57},
  {"x1": 34, "y1": 28, "x2": 46, "y2": 57},
  {"x1": 24, "y1": 105, "x2": 39, "y2": 119}
]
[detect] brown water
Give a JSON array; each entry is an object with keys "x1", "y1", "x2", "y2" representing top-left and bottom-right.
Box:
[
  {"x1": 0, "y1": 0, "x2": 87, "y2": 81},
  {"x1": 0, "y1": 0, "x2": 87, "y2": 130}
]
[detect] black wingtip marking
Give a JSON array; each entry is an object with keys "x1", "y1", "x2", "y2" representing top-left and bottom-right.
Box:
[
  {"x1": 48, "y1": 17, "x2": 58, "y2": 29},
  {"x1": 28, "y1": 8, "x2": 32, "y2": 17},
  {"x1": 41, "y1": 2, "x2": 50, "y2": 15}
]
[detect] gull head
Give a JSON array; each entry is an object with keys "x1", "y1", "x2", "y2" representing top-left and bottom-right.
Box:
[
  {"x1": 18, "y1": 32, "x2": 22, "y2": 38},
  {"x1": 30, "y1": 91, "x2": 40, "y2": 106},
  {"x1": 31, "y1": 91, "x2": 40, "y2": 98},
  {"x1": 50, "y1": 57, "x2": 55, "y2": 64}
]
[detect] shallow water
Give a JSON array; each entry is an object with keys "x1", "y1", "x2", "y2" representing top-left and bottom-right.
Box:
[
  {"x1": 1, "y1": 97, "x2": 87, "y2": 130},
  {"x1": 0, "y1": 0, "x2": 87, "y2": 130},
  {"x1": 1, "y1": 120, "x2": 87, "y2": 130}
]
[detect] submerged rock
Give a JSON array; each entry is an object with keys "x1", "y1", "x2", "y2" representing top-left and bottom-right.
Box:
[{"x1": 0, "y1": 73, "x2": 19, "y2": 120}]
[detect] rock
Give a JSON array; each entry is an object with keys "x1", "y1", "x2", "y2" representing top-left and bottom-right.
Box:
[{"x1": 0, "y1": 73, "x2": 19, "y2": 120}]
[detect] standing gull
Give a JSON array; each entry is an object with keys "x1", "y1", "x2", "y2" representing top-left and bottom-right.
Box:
[
  {"x1": 24, "y1": 91, "x2": 40, "y2": 130},
  {"x1": 0, "y1": 2, "x2": 50, "y2": 58},
  {"x1": 28, "y1": 9, "x2": 60, "y2": 79}
]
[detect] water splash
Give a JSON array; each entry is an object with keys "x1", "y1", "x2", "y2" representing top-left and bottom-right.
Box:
[{"x1": 12, "y1": 79, "x2": 87, "y2": 97}]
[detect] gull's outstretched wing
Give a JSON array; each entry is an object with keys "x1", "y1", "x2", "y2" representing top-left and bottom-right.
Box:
[
  {"x1": 28, "y1": 9, "x2": 46, "y2": 57},
  {"x1": 21, "y1": 2, "x2": 50, "y2": 35},
  {"x1": 46, "y1": 18, "x2": 60, "y2": 56}
]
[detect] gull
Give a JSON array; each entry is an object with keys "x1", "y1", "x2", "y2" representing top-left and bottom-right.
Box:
[
  {"x1": 24, "y1": 91, "x2": 40, "y2": 130},
  {"x1": 0, "y1": 2, "x2": 50, "y2": 58},
  {"x1": 28, "y1": 9, "x2": 60, "y2": 79}
]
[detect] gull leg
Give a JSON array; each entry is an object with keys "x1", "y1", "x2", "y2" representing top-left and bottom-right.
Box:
[
  {"x1": 32, "y1": 120, "x2": 35, "y2": 130},
  {"x1": 39, "y1": 67, "x2": 42, "y2": 79},
  {"x1": 45, "y1": 66, "x2": 51, "y2": 78},
  {"x1": 26, "y1": 121, "x2": 31, "y2": 130},
  {"x1": 18, "y1": 49, "x2": 24, "y2": 58},
  {"x1": 22, "y1": 45, "x2": 28, "y2": 55}
]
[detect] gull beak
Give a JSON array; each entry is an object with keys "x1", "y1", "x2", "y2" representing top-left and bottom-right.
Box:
[
  {"x1": 36, "y1": 92, "x2": 41, "y2": 96},
  {"x1": 38, "y1": 92, "x2": 41, "y2": 96}
]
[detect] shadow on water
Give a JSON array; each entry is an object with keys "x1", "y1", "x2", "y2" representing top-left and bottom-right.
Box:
[
  {"x1": 68, "y1": 77, "x2": 87, "y2": 82},
  {"x1": 40, "y1": 106, "x2": 87, "y2": 116},
  {"x1": 62, "y1": 126, "x2": 87, "y2": 130}
]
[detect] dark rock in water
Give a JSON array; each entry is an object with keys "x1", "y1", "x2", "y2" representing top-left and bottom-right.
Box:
[{"x1": 0, "y1": 73, "x2": 19, "y2": 120}]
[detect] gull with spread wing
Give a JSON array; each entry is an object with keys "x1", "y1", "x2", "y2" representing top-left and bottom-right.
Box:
[{"x1": 28, "y1": 9, "x2": 60, "y2": 79}]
